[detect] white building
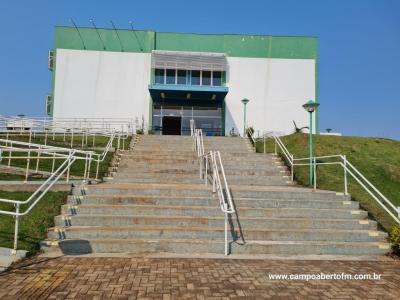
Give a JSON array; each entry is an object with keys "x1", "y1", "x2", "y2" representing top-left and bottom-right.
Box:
[{"x1": 48, "y1": 26, "x2": 318, "y2": 136}]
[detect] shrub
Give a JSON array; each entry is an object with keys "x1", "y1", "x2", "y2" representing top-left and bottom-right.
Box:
[{"x1": 390, "y1": 224, "x2": 400, "y2": 254}]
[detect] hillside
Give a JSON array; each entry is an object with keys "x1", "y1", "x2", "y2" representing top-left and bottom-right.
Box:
[{"x1": 256, "y1": 133, "x2": 400, "y2": 232}]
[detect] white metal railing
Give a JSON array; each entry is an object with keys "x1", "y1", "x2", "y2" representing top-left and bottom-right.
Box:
[
  {"x1": 0, "y1": 138, "x2": 95, "y2": 182},
  {"x1": 0, "y1": 127, "x2": 129, "y2": 150},
  {"x1": 0, "y1": 150, "x2": 78, "y2": 253},
  {"x1": 191, "y1": 120, "x2": 235, "y2": 255},
  {"x1": 246, "y1": 129, "x2": 400, "y2": 225},
  {"x1": 92, "y1": 132, "x2": 117, "y2": 180},
  {"x1": 0, "y1": 120, "x2": 131, "y2": 255},
  {"x1": 0, "y1": 115, "x2": 136, "y2": 135},
  {"x1": 0, "y1": 132, "x2": 124, "y2": 181}
]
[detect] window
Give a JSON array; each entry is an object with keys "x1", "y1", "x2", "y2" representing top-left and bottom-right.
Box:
[
  {"x1": 48, "y1": 50, "x2": 54, "y2": 70},
  {"x1": 45, "y1": 95, "x2": 51, "y2": 114},
  {"x1": 155, "y1": 69, "x2": 165, "y2": 84},
  {"x1": 212, "y1": 71, "x2": 222, "y2": 86},
  {"x1": 202, "y1": 71, "x2": 211, "y2": 86},
  {"x1": 191, "y1": 70, "x2": 200, "y2": 85},
  {"x1": 166, "y1": 69, "x2": 176, "y2": 84},
  {"x1": 177, "y1": 70, "x2": 187, "y2": 85}
]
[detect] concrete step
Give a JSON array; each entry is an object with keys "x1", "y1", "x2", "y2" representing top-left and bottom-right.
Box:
[
  {"x1": 47, "y1": 226, "x2": 387, "y2": 243},
  {"x1": 61, "y1": 204, "x2": 368, "y2": 219},
  {"x1": 44, "y1": 135, "x2": 391, "y2": 258},
  {"x1": 230, "y1": 189, "x2": 351, "y2": 201},
  {"x1": 54, "y1": 215, "x2": 377, "y2": 230},
  {"x1": 114, "y1": 168, "x2": 200, "y2": 175},
  {"x1": 110, "y1": 174, "x2": 289, "y2": 185},
  {"x1": 117, "y1": 157, "x2": 197, "y2": 164},
  {"x1": 132, "y1": 150, "x2": 196, "y2": 156},
  {"x1": 112, "y1": 168, "x2": 289, "y2": 177},
  {"x1": 69, "y1": 195, "x2": 360, "y2": 209},
  {"x1": 118, "y1": 159, "x2": 285, "y2": 167},
  {"x1": 85, "y1": 184, "x2": 213, "y2": 197},
  {"x1": 42, "y1": 238, "x2": 390, "y2": 256},
  {"x1": 119, "y1": 155, "x2": 280, "y2": 164}
]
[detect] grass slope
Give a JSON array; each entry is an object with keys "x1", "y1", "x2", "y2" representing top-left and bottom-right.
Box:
[
  {"x1": 256, "y1": 133, "x2": 400, "y2": 232},
  {"x1": 0, "y1": 191, "x2": 68, "y2": 252}
]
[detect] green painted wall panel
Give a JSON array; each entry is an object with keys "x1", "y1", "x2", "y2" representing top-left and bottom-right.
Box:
[{"x1": 54, "y1": 26, "x2": 317, "y2": 59}]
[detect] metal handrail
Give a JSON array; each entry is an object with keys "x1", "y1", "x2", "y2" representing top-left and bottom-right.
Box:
[
  {"x1": 93, "y1": 133, "x2": 117, "y2": 180},
  {"x1": 191, "y1": 123, "x2": 235, "y2": 255},
  {"x1": 0, "y1": 128, "x2": 129, "y2": 150},
  {"x1": 0, "y1": 115, "x2": 136, "y2": 134},
  {"x1": 0, "y1": 138, "x2": 96, "y2": 182},
  {"x1": 0, "y1": 150, "x2": 78, "y2": 253},
  {"x1": 270, "y1": 134, "x2": 400, "y2": 225},
  {"x1": 0, "y1": 132, "x2": 120, "y2": 181}
]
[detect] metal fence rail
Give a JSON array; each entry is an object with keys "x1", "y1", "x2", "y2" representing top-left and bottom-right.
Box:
[
  {"x1": 0, "y1": 120, "x2": 133, "y2": 255},
  {"x1": 0, "y1": 150, "x2": 77, "y2": 253},
  {"x1": 0, "y1": 115, "x2": 136, "y2": 135},
  {"x1": 0, "y1": 132, "x2": 123, "y2": 181},
  {"x1": 246, "y1": 129, "x2": 400, "y2": 225},
  {"x1": 191, "y1": 121, "x2": 235, "y2": 255},
  {"x1": 0, "y1": 138, "x2": 95, "y2": 182}
]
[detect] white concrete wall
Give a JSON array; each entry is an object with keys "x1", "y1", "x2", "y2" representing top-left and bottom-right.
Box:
[
  {"x1": 53, "y1": 49, "x2": 151, "y2": 128},
  {"x1": 225, "y1": 57, "x2": 316, "y2": 136},
  {"x1": 53, "y1": 49, "x2": 315, "y2": 136}
]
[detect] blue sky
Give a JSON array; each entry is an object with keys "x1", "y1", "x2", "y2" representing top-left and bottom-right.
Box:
[{"x1": 0, "y1": 0, "x2": 399, "y2": 139}]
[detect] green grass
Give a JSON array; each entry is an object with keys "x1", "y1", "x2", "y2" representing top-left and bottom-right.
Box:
[
  {"x1": 0, "y1": 134, "x2": 131, "y2": 180},
  {"x1": 0, "y1": 191, "x2": 68, "y2": 252},
  {"x1": 256, "y1": 133, "x2": 400, "y2": 232}
]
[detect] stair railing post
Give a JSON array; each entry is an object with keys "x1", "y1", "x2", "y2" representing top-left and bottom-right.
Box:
[
  {"x1": 313, "y1": 157, "x2": 317, "y2": 191},
  {"x1": 12, "y1": 203, "x2": 20, "y2": 255},
  {"x1": 95, "y1": 154, "x2": 100, "y2": 180},
  {"x1": 66, "y1": 150, "x2": 71, "y2": 183},
  {"x1": 51, "y1": 152, "x2": 56, "y2": 174},
  {"x1": 83, "y1": 153, "x2": 88, "y2": 179},
  {"x1": 291, "y1": 154, "x2": 294, "y2": 182},
  {"x1": 35, "y1": 149, "x2": 41, "y2": 173},
  {"x1": 224, "y1": 212, "x2": 228, "y2": 256},
  {"x1": 25, "y1": 148, "x2": 31, "y2": 183},
  {"x1": 343, "y1": 155, "x2": 348, "y2": 195},
  {"x1": 263, "y1": 134, "x2": 266, "y2": 154},
  {"x1": 87, "y1": 153, "x2": 92, "y2": 181},
  {"x1": 8, "y1": 141, "x2": 12, "y2": 167},
  {"x1": 205, "y1": 155, "x2": 208, "y2": 185}
]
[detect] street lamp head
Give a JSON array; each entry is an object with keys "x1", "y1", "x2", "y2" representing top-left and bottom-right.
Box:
[
  {"x1": 241, "y1": 98, "x2": 250, "y2": 105},
  {"x1": 302, "y1": 100, "x2": 320, "y2": 113}
]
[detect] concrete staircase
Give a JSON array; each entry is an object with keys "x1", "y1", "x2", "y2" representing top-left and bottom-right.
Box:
[{"x1": 42, "y1": 135, "x2": 390, "y2": 258}]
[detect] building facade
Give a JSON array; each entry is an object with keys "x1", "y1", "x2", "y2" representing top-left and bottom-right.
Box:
[{"x1": 48, "y1": 26, "x2": 318, "y2": 136}]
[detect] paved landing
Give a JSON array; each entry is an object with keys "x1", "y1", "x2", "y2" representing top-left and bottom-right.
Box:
[{"x1": 0, "y1": 256, "x2": 399, "y2": 299}]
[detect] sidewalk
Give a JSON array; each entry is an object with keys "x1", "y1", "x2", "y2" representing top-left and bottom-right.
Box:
[{"x1": 0, "y1": 256, "x2": 399, "y2": 299}]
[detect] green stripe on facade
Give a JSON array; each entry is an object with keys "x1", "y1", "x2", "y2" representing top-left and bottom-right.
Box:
[{"x1": 54, "y1": 26, "x2": 317, "y2": 59}]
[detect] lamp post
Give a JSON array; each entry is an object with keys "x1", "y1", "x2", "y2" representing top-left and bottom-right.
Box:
[
  {"x1": 241, "y1": 98, "x2": 250, "y2": 136},
  {"x1": 302, "y1": 100, "x2": 320, "y2": 186}
]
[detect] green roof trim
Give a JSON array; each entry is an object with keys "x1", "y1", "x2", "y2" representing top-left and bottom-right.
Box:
[{"x1": 54, "y1": 26, "x2": 317, "y2": 59}]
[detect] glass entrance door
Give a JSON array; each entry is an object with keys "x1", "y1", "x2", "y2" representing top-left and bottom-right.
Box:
[{"x1": 152, "y1": 104, "x2": 222, "y2": 136}]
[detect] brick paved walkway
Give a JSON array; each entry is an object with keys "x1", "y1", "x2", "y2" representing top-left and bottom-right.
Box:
[{"x1": 0, "y1": 256, "x2": 399, "y2": 299}]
